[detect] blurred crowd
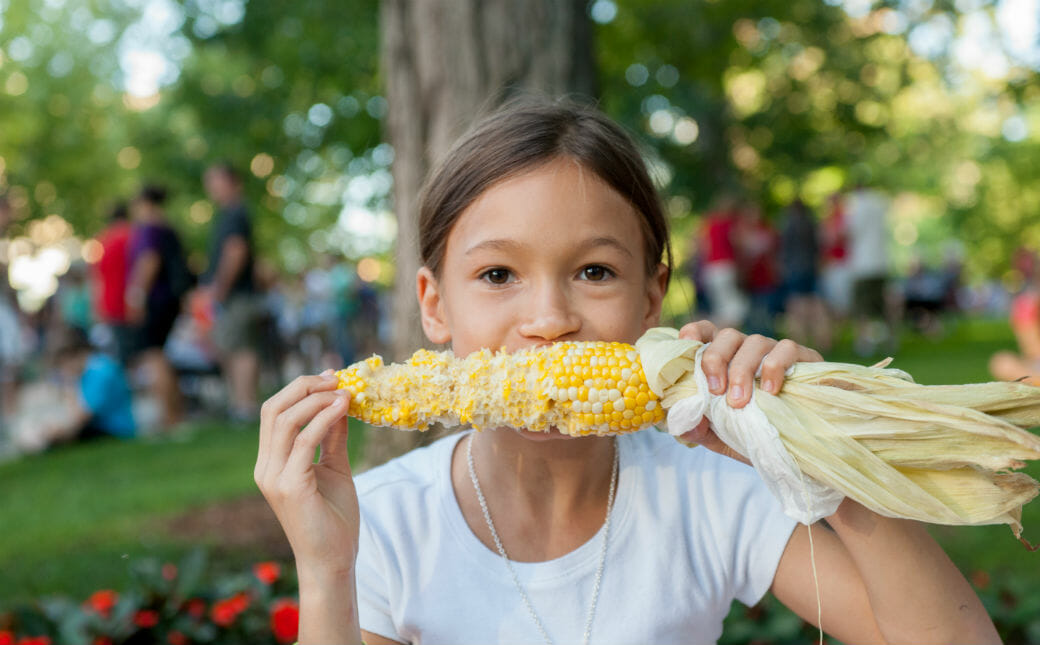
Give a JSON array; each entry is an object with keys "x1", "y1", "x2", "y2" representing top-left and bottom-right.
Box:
[
  {"x1": 0, "y1": 164, "x2": 385, "y2": 458},
  {"x1": 684, "y1": 185, "x2": 965, "y2": 356},
  {"x1": 2, "y1": 172, "x2": 1036, "y2": 460}
]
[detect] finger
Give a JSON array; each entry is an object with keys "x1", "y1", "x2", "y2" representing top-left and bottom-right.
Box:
[
  {"x1": 284, "y1": 394, "x2": 351, "y2": 477},
  {"x1": 266, "y1": 390, "x2": 348, "y2": 485},
  {"x1": 257, "y1": 371, "x2": 339, "y2": 481},
  {"x1": 678, "y1": 320, "x2": 717, "y2": 343},
  {"x1": 676, "y1": 420, "x2": 751, "y2": 466},
  {"x1": 677, "y1": 417, "x2": 712, "y2": 445},
  {"x1": 699, "y1": 328, "x2": 746, "y2": 396},
  {"x1": 726, "y1": 334, "x2": 778, "y2": 407},
  {"x1": 758, "y1": 338, "x2": 804, "y2": 395},
  {"x1": 318, "y1": 395, "x2": 354, "y2": 475}
]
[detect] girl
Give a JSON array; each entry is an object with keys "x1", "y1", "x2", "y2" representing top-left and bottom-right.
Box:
[{"x1": 255, "y1": 99, "x2": 997, "y2": 644}]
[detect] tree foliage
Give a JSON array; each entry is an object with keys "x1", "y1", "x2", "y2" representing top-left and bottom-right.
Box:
[{"x1": 0, "y1": 0, "x2": 1038, "y2": 285}]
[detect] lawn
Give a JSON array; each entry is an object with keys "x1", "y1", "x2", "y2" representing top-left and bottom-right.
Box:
[
  {"x1": 0, "y1": 419, "x2": 366, "y2": 604},
  {"x1": 1, "y1": 316, "x2": 1037, "y2": 610}
]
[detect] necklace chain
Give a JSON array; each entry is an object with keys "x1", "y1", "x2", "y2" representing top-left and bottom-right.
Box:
[{"x1": 466, "y1": 433, "x2": 618, "y2": 645}]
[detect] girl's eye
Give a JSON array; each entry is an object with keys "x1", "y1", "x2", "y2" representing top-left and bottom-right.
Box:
[
  {"x1": 580, "y1": 265, "x2": 613, "y2": 281},
  {"x1": 481, "y1": 268, "x2": 512, "y2": 284}
]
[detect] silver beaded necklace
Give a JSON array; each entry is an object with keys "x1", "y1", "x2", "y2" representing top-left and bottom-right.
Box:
[{"x1": 466, "y1": 433, "x2": 618, "y2": 645}]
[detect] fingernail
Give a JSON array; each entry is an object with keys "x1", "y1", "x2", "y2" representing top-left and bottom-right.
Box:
[
  {"x1": 708, "y1": 375, "x2": 721, "y2": 393},
  {"x1": 330, "y1": 394, "x2": 345, "y2": 406},
  {"x1": 761, "y1": 379, "x2": 774, "y2": 394},
  {"x1": 729, "y1": 384, "x2": 744, "y2": 403},
  {"x1": 321, "y1": 370, "x2": 336, "y2": 380}
]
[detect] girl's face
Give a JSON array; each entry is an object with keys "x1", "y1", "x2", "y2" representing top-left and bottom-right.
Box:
[{"x1": 418, "y1": 157, "x2": 667, "y2": 359}]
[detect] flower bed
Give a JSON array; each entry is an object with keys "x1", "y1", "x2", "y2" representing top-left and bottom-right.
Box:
[{"x1": 0, "y1": 552, "x2": 297, "y2": 645}]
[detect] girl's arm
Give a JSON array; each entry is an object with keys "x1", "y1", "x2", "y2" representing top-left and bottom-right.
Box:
[
  {"x1": 676, "y1": 321, "x2": 997, "y2": 642},
  {"x1": 254, "y1": 373, "x2": 366, "y2": 645},
  {"x1": 771, "y1": 500, "x2": 999, "y2": 644}
]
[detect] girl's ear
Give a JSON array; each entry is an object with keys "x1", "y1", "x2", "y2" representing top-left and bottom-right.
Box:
[
  {"x1": 643, "y1": 263, "x2": 669, "y2": 328},
  {"x1": 417, "y1": 266, "x2": 452, "y2": 344}
]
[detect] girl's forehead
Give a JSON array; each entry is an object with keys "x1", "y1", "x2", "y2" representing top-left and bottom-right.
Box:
[{"x1": 446, "y1": 158, "x2": 644, "y2": 253}]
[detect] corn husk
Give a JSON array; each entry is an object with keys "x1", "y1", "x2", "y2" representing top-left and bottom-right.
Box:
[{"x1": 636, "y1": 327, "x2": 1040, "y2": 539}]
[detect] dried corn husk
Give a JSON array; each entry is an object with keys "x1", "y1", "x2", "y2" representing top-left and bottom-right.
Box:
[{"x1": 636, "y1": 327, "x2": 1040, "y2": 538}]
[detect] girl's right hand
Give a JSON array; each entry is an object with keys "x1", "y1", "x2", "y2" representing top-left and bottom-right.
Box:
[{"x1": 254, "y1": 371, "x2": 360, "y2": 582}]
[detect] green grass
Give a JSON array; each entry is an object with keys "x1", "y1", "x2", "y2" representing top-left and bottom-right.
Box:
[
  {"x1": 1, "y1": 316, "x2": 1036, "y2": 608},
  {"x1": 824, "y1": 316, "x2": 1018, "y2": 386},
  {"x1": 0, "y1": 420, "x2": 365, "y2": 604}
]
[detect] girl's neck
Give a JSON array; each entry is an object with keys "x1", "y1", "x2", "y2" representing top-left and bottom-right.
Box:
[{"x1": 453, "y1": 428, "x2": 617, "y2": 561}]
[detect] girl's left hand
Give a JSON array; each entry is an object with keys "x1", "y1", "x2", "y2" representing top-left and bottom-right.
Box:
[{"x1": 674, "y1": 321, "x2": 823, "y2": 463}]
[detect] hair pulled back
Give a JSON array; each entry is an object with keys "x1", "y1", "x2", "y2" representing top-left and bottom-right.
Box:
[{"x1": 419, "y1": 98, "x2": 672, "y2": 279}]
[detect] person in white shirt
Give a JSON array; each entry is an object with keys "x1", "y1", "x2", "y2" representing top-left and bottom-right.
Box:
[
  {"x1": 845, "y1": 185, "x2": 893, "y2": 355},
  {"x1": 254, "y1": 99, "x2": 998, "y2": 645}
]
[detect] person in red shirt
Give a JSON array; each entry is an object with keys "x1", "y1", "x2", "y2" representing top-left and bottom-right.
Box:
[
  {"x1": 699, "y1": 196, "x2": 748, "y2": 328},
  {"x1": 91, "y1": 202, "x2": 134, "y2": 362},
  {"x1": 735, "y1": 202, "x2": 780, "y2": 337},
  {"x1": 991, "y1": 249, "x2": 1040, "y2": 386},
  {"x1": 820, "y1": 192, "x2": 852, "y2": 318}
]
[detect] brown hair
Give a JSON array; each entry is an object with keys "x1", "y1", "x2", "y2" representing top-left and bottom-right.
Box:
[{"x1": 419, "y1": 97, "x2": 672, "y2": 280}]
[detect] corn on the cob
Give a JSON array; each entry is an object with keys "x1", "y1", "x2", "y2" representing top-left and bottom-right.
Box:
[
  {"x1": 336, "y1": 328, "x2": 1040, "y2": 537},
  {"x1": 336, "y1": 341, "x2": 665, "y2": 436}
]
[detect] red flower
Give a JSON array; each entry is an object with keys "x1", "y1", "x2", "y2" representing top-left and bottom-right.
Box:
[
  {"x1": 253, "y1": 561, "x2": 281, "y2": 585},
  {"x1": 185, "y1": 598, "x2": 207, "y2": 619},
  {"x1": 210, "y1": 592, "x2": 251, "y2": 627},
  {"x1": 93, "y1": 637, "x2": 113, "y2": 645},
  {"x1": 167, "y1": 631, "x2": 188, "y2": 645},
  {"x1": 133, "y1": 610, "x2": 160, "y2": 628},
  {"x1": 16, "y1": 637, "x2": 51, "y2": 645},
  {"x1": 84, "y1": 590, "x2": 119, "y2": 618},
  {"x1": 162, "y1": 563, "x2": 178, "y2": 581},
  {"x1": 0, "y1": 631, "x2": 15, "y2": 645},
  {"x1": 269, "y1": 598, "x2": 299, "y2": 644}
]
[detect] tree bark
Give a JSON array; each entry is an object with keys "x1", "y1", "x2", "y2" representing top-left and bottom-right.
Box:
[{"x1": 368, "y1": 0, "x2": 597, "y2": 467}]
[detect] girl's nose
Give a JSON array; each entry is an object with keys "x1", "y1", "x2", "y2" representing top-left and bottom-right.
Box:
[{"x1": 517, "y1": 282, "x2": 581, "y2": 341}]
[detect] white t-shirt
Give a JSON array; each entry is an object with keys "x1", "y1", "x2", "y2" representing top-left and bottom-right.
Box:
[{"x1": 356, "y1": 429, "x2": 797, "y2": 645}]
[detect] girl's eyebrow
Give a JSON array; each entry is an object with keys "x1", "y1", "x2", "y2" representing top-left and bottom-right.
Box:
[
  {"x1": 464, "y1": 236, "x2": 633, "y2": 257},
  {"x1": 464, "y1": 238, "x2": 524, "y2": 255},
  {"x1": 576, "y1": 236, "x2": 634, "y2": 258}
]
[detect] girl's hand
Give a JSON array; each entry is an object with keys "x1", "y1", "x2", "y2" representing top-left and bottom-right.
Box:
[
  {"x1": 675, "y1": 321, "x2": 823, "y2": 463},
  {"x1": 254, "y1": 371, "x2": 360, "y2": 583}
]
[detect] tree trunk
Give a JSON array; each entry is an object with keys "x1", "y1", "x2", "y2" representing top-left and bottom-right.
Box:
[{"x1": 366, "y1": 0, "x2": 597, "y2": 467}]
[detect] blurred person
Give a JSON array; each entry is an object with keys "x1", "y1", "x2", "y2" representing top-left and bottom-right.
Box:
[
  {"x1": 902, "y1": 255, "x2": 948, "y2": 338},
  {"x1": 329, "y1": 258, "x2": 360, "y2": 366},
  {"x1": 846, "y1": 183, "x2": 893, "y2": 355},
  {"x1": 820, "y1": 192, "x2": 852, "y2": 318},
  {"x1": 779, "y1": 199, "x2": 831, "y2": 351},
  {"x1": 699, "y1": 195, "x2": 747, "y2": 328},
  {"x1": 735, "y1": 202, "x2": 781, "y2": 337},
  {"x1": 202, "y1": 162, "x2": 263, "y2": 421},
  {"x1": 56, "y1": 261, "x2": 92, "y2": 333},
  {"x1": 267, "y1": 272, "x2": 308, "y2": 381},
  {"x1": 299, "y1": 253, "x2": 350, "y2": 372},
  {"x1": 991, "y1": 251, "x2": 1040, "y2": 386},
  {"x1": 9, "y1": 326, "x2": 135, "y2": 454},
  {"x1": 351, "y1": 267, "x2": 385, "y2": 358},
  {"x1": 91, "y1": 201, "x2": 134, "y2": 361},
  {"x1": 679, "y1": 233, "x2": 711, "y2": 319},
  {"x1": 0, "y1": 195, "x2": 15, "y2": 430},
  {"x1": 126, "y1": 184, "x2": 190, "y2": 427}
]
